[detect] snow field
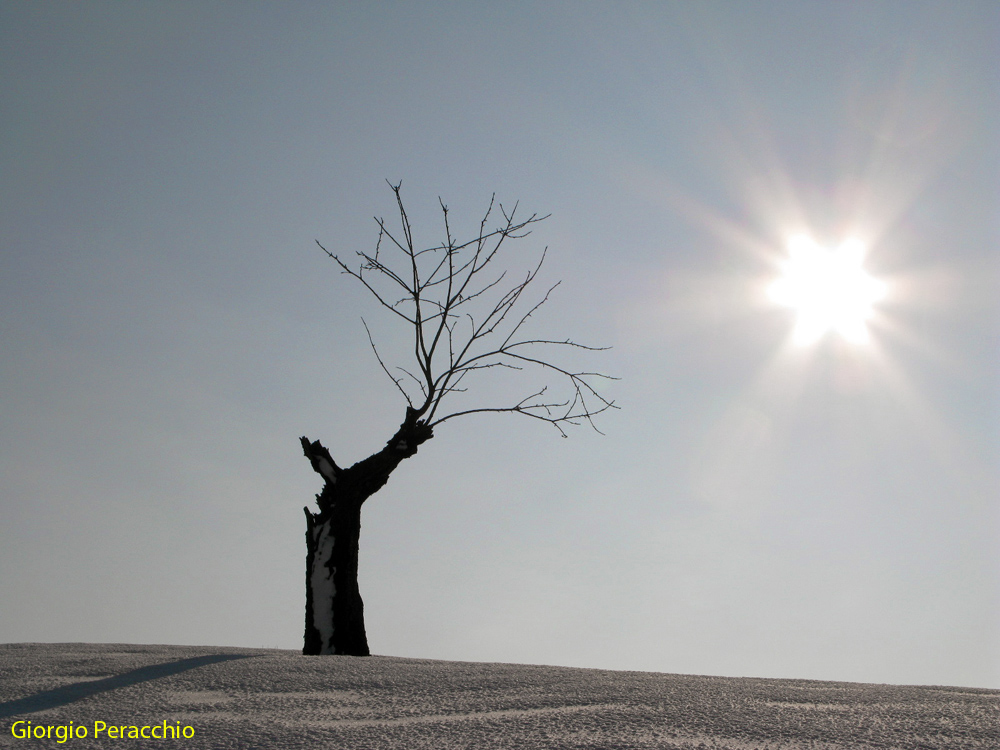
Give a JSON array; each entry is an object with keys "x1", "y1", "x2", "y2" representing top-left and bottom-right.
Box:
[{"x1": 1, "y1": 643, "x2": 997, "y2": 749}]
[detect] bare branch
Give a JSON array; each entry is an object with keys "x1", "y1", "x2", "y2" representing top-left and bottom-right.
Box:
[
  {"x1": 361, "y1": 318, "x2": 413, "y2": 407},
  {"x1": 316, "y1": 241, "x2": 416, "y2": 325},
  {"x1": 396, "y1": 366, "x2": 428, "y2": 399},
  {"x1": 318, "y1": 182, "x2": 617, "y2": 437}
]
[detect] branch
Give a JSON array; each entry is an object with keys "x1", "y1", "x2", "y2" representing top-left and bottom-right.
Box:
[
  {"x1": 317, "y1": 182, "x2": 617, "y2": 439},
  {"x1": 362, "y1": 318, "x2": 413, "y2": 407},
  {"x1": 316, "y1": 240, "x2": 416, "y2": 325},
  {"x1": 300, "y1": 436, "x2": 342, "y2": 484}
]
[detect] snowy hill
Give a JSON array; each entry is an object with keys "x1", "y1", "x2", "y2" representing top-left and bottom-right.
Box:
[{"x1": 1, "y1": 643, "x2": 996, "y2": 749}]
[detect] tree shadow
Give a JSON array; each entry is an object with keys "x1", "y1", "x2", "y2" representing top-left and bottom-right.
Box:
[{"x1": 0, "y1": 653, "x2": 254, "y2": 718}]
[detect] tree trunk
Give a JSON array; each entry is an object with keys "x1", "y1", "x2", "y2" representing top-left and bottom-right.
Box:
[{"x1": 301, "y1": 408, "x2": 433, "y2": 655}]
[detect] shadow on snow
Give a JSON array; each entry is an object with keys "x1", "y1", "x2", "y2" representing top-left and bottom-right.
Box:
[{"x1": 0, "y1": 653, "x2": 254, "y2": 718}]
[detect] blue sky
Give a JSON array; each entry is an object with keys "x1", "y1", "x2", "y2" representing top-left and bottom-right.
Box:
[{"x1": 1, "y1": 2, "x2": 997, "y2": 689}]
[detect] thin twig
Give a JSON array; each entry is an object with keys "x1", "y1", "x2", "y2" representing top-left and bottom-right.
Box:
[{"x1": 318, "y1": 183, "x2": 617, "y2": 437}]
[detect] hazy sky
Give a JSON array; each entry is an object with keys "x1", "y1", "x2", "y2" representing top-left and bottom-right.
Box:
[{"x1": 2, "y1": 2, "x2": 997, "y2": 690}]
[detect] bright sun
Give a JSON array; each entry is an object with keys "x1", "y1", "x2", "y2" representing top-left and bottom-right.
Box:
[{"x1": 768, "y1": 235, "x2": 886, "y2": 346}]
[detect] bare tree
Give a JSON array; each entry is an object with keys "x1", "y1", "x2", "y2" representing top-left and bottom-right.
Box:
[{"x1": 301, "y1": 181, "x2": 616, "y2": 655}]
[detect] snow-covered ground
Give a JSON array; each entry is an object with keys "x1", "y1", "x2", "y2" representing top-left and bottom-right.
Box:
[{"x1": 1, "y1": 643, "x2": 997, "y2": 749}]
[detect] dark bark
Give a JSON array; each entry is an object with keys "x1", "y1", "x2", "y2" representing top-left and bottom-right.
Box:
[{"x1": 301, "y1": 407, "x2": 433, "y2": 655}]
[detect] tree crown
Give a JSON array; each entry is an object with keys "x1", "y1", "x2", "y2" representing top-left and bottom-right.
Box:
[{"x1": 317, "y1": 181, "x2": 617, "y2": 437}]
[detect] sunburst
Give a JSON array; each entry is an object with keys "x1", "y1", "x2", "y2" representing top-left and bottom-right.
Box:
[{"x1": 768, "y1": 235, "x2": 886, "y2": 345}]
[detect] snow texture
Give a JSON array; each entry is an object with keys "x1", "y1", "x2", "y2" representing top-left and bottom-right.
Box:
[
  {"x1": 309, "y1": 521, "x2": 336, "y2": 654},
  {"x1": 1, "y1": 643, "x2": 998, "y2": 749}
]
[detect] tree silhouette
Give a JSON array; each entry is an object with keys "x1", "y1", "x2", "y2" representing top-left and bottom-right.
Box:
[{"x1": 301, "y1": 182, "x2": 616, "y2": 655}]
